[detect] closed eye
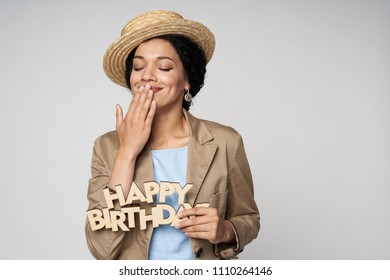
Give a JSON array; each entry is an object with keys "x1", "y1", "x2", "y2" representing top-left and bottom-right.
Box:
[{"x1": 159, "y1": 68, "x2": 173, "y2": 72}]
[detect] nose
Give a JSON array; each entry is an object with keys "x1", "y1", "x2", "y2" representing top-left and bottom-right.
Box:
[{"x1": 141, "y1": 66, "x2": 157, "y2": 82}]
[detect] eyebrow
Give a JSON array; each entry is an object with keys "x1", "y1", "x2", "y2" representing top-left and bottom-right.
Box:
[{"x1": 133, "y1": 55, "x2": 174, "y2": 62}]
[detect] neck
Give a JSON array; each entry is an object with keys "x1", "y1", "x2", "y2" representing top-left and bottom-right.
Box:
[{"x1": 149, "y1": 107, "x2": 189, "y2": 150}]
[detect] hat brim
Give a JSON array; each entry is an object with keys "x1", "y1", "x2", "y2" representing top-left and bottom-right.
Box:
[{"x1": 103, "y1": 11, "x2": 215, "y2": 88}]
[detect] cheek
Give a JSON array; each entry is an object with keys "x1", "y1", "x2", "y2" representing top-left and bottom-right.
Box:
[
  {"x1": 129, "y1": 72, "x2": 139, "y2": 91},
  {"x1": 162, "y1": 73, "x2": 186, "y2": 88}
]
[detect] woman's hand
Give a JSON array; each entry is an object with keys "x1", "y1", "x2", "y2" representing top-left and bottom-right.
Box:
[
  {"x1": 175, "y1": 207, "x2": 235, "y2": 244},
  {"x1": 109, "y1": 85, "x2": 156, "y2": 197},
  {"x1": 116, "y1": 84, "x2": 156, "y2": 158}
]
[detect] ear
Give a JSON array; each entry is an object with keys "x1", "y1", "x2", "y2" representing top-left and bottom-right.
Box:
[{"x1": 184, "y1": 81, "x2": 190, "y2": 91}]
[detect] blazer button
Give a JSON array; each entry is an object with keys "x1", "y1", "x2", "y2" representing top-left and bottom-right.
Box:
[{"x1": 196, "y1": 248, "x2": 203, "y2": 258}]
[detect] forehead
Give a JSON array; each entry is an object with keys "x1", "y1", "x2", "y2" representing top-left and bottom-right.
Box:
[{"x1": 134, "y1": 38, "x2": 180, "y2": 61}]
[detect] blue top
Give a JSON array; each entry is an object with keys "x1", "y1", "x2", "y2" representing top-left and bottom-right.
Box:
[{"x1": 148, "y1": 146, "x2": 194, "y2": 260}]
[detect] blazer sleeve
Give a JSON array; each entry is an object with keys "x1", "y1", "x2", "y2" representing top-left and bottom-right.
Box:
[
  {"x1": 85, "y1": 136, "x2": 126, "y2": 259},
  {"x1": 217, "y1": 134, "x2": 260, "y2": 259}
]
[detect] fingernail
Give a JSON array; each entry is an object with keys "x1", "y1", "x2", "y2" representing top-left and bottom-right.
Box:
[
  {"x1": 145, "y1": 84, "x2": 150, "y2": 89},
  {"x1": 148, "y1": 90, "x2": 153, "y2": 97},
  {"x1": 175, "y1": 223, "x2": 180, "y2": 228},
  {"x1": 139, "y1": 86, "x2": 144, "y2": 92},
  {"x1": 178, "y1": 212, "x2": 183, "y2": 218}
]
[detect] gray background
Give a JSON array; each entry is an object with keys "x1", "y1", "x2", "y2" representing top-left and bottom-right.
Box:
[{"x1": 0, "y1": 0, "x2": 389, "y2": 259}]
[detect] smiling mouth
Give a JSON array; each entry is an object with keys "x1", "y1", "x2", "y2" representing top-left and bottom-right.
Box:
[{"x1": 150, "y1": 86, "x2": 163, "y2": 93}]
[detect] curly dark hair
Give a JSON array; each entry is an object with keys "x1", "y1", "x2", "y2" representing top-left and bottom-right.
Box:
[{"x1": 125, "y1": 35, "x2": 207, "y2": 111}]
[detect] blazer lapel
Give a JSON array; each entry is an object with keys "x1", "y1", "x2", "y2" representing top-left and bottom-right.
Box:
[{"x1": 184, "y1": 111, "x2": 218, "y2": 205}]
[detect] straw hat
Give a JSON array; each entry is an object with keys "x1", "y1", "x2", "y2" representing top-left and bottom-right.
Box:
[{"x1": 103, "y1": 10, "x2": 216, "y2": 88}]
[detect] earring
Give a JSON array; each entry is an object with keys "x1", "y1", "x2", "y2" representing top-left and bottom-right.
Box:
[{"x1": 184, "y1": 89, "x2": 192, "y2": 102}]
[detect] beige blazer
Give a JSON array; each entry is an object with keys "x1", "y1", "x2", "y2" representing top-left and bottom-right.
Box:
[{"x1": 85, "y1": 110, "x2": 260, "y2": 259}]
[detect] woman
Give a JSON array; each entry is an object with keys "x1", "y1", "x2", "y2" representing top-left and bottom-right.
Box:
[{"x1": 85, "y1": 10, "x2": 260, "y2": 260}]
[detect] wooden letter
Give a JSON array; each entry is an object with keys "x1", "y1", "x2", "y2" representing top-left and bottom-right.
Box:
[
  {"x1": 159, "y1": 181, "x2": 175, "y2": 203},
  {"x1": 126, "y1": 182, "x2": 147, "y2": 204},
  {"x1": 176, "y1": 183, "x2": 193, "y2": 204},
  {"x1": 195, "y1": 203, "x2": 210, "y2": 208},
  {"x1": 103, "y1": 185, "x2": 126, "y2": 209},
  {"x1": 109, "y1": 211, "x2": 129, "y2": 231},
  {"x1": 121, "y1": 206, "x2": 140, "y2": 229},
  {"x1": 143, "y1": 181, "x2": 159, "y2": 203},
  {"x1": 102, "y1": 208, "x2": 113, "y2": 229},
  {"x1": 154, "y1": 204, "x2": 176, "y2": 226},
  {"x1": 87, "y1": 209, "x2": 105, "y2": 231},
  {"x1": 138, "y1": 209, "x2": 154, "y2": 230}
]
